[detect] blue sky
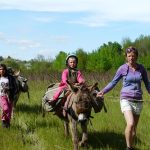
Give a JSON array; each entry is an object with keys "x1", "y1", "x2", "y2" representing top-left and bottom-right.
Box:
[{"x1": 0, "y1": 0, "x2": 150, "y2": 61}]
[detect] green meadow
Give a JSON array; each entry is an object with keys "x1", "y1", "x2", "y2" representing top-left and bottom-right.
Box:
[{"x1": 0, "y1": 75, "x2": 150, "y2": 150}]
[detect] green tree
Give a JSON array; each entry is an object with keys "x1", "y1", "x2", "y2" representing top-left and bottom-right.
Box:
[
  {"x1": 98, "y1": 42, "x2": 124, "y2": 70},
  {"x1": 76, "y1": 48, "x2": 87, "y2": 71},
  {"x1": 52, "y1": 51, "x2": 67, "y2": 71},
  {"x1": 2, "y1": 57, "x2": 20, "y2": 70},
  {"x1": 0, "y1": 56, "x2": 4, "y2": 61},
  {"x1": 122, "y1": 35, "x2": 150, "y2": 68},
  {"x1": 86, "y1": 51, "x2": 98, "y2": 71},
  {"x1": 122, "y1": 37, "x2": 132, "y2": 50}
]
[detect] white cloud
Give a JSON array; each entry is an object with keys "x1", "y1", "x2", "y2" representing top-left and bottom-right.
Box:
[
  {"x1": 33, "y1": 16, "x2": 56, "y2": 23},
  {"x1": 50, "y1": 35, "x2": 71, "y2": 43},
  {"x1": 1, "y1": 0, "x2": 149, "y2": 60},
  {"x1": 0, "y1": 32, "x2": 6, "y2": 41},
  {"x1": 68, "y1": 15, "x2": 108, "y2": 27},
  {"x1": 0, "y1": 32, "x2": 62, "y2": 60},
  {"x1": 0, "y1": 33, "x2": 41, "y2": 49},
  {"x1": 37, "y1": 48, "x2": 56, "y2": 59},
  {"x1": 7, "y1": 39, "x2": 41, "y2": 48},
  {"x1": 0, "y1": 0, "x2": 95, "y2": 12},
  {"x1": 1, "y1": 0, "x2": 150, "y2": 27}
]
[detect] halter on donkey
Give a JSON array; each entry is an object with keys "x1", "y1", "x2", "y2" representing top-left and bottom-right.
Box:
[
  {"x1": 7, "y1": 68, "x2": 29, "y2": 107},
  {"x1": 42, "y1": 80, "x2": 106, "y2": 150}
]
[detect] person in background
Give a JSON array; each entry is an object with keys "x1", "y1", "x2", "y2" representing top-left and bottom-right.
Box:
[
  {"x1": 97, "y1": 46, "x2": 150, "y2": 150},
  {"x1": 0, "y1": 64, "x2": 18, "y2": 128},
  {"x1": 49, "y1": 54, "x2": 85, "y2": 105}
]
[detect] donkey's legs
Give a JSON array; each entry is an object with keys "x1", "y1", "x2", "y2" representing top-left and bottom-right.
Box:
[
  {"x1": 64, "y1": 121, "x2": 69, "y2": 136},
  {"x1": 69, "y1": 119, "x2": 79, "y2": 150},
  {"x1": 41, "y1": 102, "x2": 46, "y2": 118},
  {"x1": 79, "y1": 123, "x2": 88, "y2": 147}
]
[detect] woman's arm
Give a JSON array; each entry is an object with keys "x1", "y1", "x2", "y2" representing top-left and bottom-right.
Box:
[
  {"x1": 141, "y1": 65, "x2": 150, "y2": 93},
  {"x1": 98, "y1": 66, "x2": 123, "y2": 96}
]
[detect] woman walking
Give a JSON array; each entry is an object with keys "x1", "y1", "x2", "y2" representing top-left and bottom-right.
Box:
[
  {"x1": 0, "y1": 64, "x2": 17, "y2": 128},
  {"x1": 97, "y1": 46, "x2": 150, "y2": 150}
]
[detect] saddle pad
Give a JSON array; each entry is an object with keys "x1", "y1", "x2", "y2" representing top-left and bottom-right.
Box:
[{"x1": 42, "y1": 83, "x2": 64, "y2": 112}]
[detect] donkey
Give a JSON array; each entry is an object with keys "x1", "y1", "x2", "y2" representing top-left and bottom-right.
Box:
[
  {"x1": 42, "y1": 80, "x2": 104, "y2": 150},
  {"x1": 7, "y1": 67, "x2": 29, "y2": 107},
  {"x1": 13, "y1": 70, "x2": 29, "y2": 107},
  {"x1": 63, "y1": 81, "x2": 103, "y2": 150}
]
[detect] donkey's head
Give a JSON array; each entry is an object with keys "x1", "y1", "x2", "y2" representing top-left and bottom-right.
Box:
[
  {"x1": 67, "y1": 81, "x2": 93, "y2": 124},
  {"x1": 14, "y1": 71, "x2": 29, "y2": 93},
  {"x1": 89, "y1": 83, "x2": 104, "y2": 113}
]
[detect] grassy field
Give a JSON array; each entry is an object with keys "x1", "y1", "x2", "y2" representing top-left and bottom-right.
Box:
[{"x1": 0, "y1": 79, "x2": 150, "y2": 150}]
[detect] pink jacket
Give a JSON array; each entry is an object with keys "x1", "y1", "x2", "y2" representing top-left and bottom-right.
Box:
[
  {"x1": 53, "y1": 69, "x2": 85, "y2": 100},
  {"x1": 59, "y1": 69, "x2": 85, "y2": 87}
]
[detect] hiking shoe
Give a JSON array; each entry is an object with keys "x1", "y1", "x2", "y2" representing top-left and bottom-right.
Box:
[
  {"x1": 126, "y1": 147, "x2": 134, "y2": 150},
  {"x1": 48, "y1": 100, "x2": 56, "y2": 106},
  {"x1": 2, "y1": 120, "x2": 10, "y2": 128}
]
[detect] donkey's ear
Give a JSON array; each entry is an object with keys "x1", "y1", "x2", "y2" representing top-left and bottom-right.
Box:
[
  {"x1": 14, "y1": 70, "x2": 20, "y2": 77},
  {"x1": 89, "y1": 82, "x2": 98, "y2": 92}
]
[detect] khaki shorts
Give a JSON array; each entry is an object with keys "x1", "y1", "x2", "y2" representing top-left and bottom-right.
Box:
[{"x1": 120, "y1": 99, "x2": 143, "y2": 115}]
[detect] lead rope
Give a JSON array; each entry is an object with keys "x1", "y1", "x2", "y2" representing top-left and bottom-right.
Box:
[
  {"x1": 88, "y1": 121, "x2": 105, "y2": 148},
  {"x1": 87, "y1": 107, "x2": 105, "y2": 148},
  {"x1": 89, "y1": 117, "x2": 93, "y2": 126}
]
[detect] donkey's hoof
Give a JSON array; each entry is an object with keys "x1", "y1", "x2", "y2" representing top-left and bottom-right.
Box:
[{"x1": 79, "y1": 141, "x2": 89, "y2": 148}]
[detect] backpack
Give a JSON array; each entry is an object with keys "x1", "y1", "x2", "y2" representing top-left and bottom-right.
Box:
[
  {"x1": 8, "y1": 75, "x2": 19, "y2": 101},
  {"x1": 42, "y1": 83, "x2": 65, "y2": 112}
]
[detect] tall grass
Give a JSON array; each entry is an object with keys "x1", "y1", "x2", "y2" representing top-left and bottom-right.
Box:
[{"x1": 0, "y1": 74, "x2": 150, "y2": 150}]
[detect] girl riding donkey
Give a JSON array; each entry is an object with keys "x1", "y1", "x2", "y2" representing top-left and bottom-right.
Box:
[{"x1": 48, "y1": 54, "x2": 85, "y2": 107}]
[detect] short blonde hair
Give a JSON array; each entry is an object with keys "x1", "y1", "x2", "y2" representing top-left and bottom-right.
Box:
[{"x1": 125, "y1": 46, "x2": 138, "y2": 57}]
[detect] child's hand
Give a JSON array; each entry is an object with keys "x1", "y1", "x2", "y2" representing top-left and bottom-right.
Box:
[{"x1": 74, "y1": 83, "x2": 81, "y2": 86}]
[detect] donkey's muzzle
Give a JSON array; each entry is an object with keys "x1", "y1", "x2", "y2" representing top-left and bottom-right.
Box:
[{"x1": 78, "y1": 113, "x2": 88, "y2": 124}]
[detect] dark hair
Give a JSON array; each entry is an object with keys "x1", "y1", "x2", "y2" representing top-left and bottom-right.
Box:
[
  {"x1": 125, "y1": 46, "x2": 138, "y2": 57},
  {"x1": 0, "y1": 64, "x2": 8, "y2": 77}
]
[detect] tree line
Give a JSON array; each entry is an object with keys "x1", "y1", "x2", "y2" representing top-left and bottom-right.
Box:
[{"x1": 1, "y1": 35, "x2": 150, "y2": 76}]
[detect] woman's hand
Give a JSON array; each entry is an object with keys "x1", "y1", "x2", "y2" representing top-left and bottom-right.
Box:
[{"x1": 97, "y1": 91, "x2": 104, "y2": 98}]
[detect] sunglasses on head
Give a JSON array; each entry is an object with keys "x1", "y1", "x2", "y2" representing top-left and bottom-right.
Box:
[
  {"x1": 126, "y1": 47, "x2": 136, "y2": 53},
  {"x1": 125, "y1": 47, "x2": 138, "y2": 57}
]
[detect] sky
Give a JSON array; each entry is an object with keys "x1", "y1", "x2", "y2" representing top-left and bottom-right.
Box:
[{"x1": 0, "y1": 0, "x2": 150, "y2": 61}]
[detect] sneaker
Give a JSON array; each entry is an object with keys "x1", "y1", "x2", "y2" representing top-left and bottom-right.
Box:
[
  {"x1": 48, "y1": 100, "x2": 56, "y2": 106},
  {"x1": 2, "y1": 120, "x2": 10, "y2": 128},
  {"x1": 126, "y1": 147, "x2": 134, "y2": 150}
]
